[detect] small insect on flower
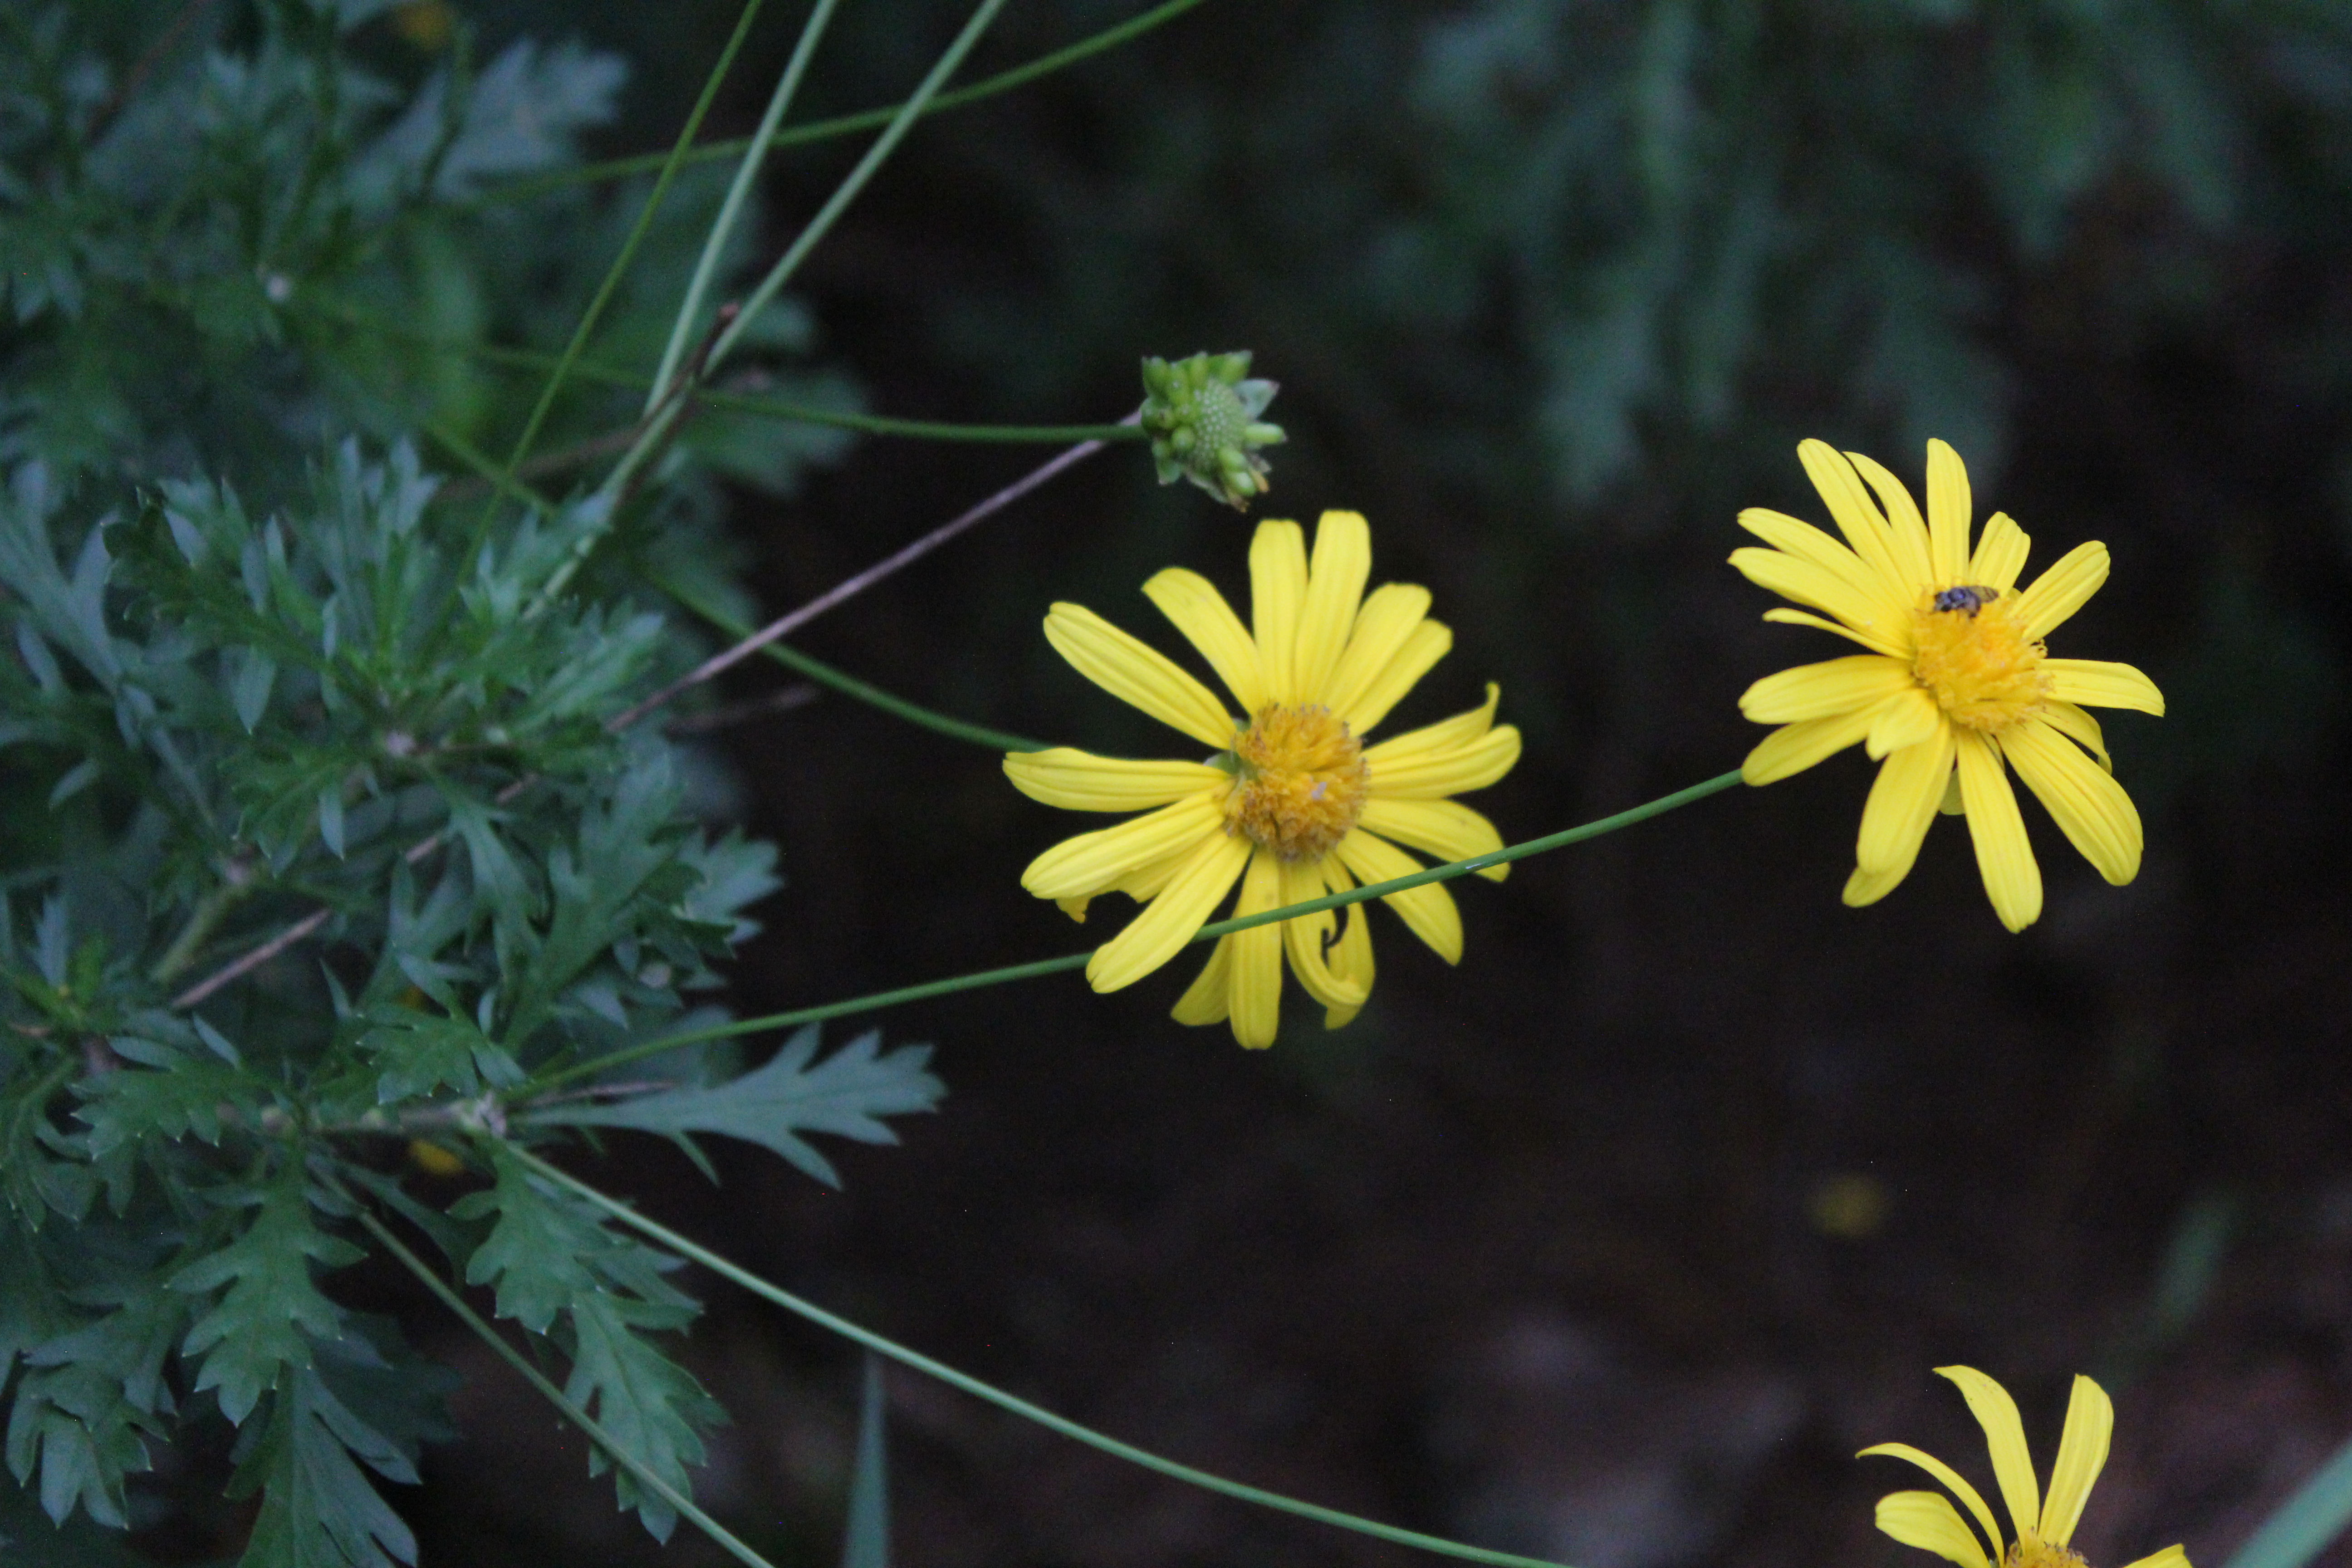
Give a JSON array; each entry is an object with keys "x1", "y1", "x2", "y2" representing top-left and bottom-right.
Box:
[
  {"x1": 1932, "y1": 585, "x2": 2001, "y2": 617},
  {"x1": 1730, "y1": 439, "x2": 2166, "y2": 932},
  {"x1": 1862, "y1": 1367, "x2": 2187, "y2": 1568},
  {"x1": 1004, "y1": 511, "x2": 1520, "y2": 1048}
]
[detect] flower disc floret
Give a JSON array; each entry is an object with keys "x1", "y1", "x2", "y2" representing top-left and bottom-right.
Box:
[
  {"x1": 1729, "y1": 438, "x2": 2165, "y2": 932},
  {"x1": 1224, "y1": 703, "x2": 1371, "y2": 859},
  {"x1": 1004, "y1": 510, "x2": 1520, "y2": 1048}
]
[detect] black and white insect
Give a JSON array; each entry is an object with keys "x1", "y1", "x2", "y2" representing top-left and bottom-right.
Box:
[{"x1": 1931, "y1": 585, "x2": 2001, "y2": 617}]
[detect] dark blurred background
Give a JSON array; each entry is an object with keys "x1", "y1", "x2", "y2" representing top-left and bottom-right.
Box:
[{"x1": 381, "y1": 0, "x2": 2352, "y2": 1562}]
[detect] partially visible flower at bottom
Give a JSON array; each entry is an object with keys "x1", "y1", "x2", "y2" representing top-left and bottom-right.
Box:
[
  {"x1": 1731, "y1": 439, "x2": 2165, "y2": 932},
  {"x1": 1004, "y1": 510, "x2": 1519, "y2": 1048},
  {"x1": 1862, "y1": 1366, "x2": 2187, "y2": 1568}
]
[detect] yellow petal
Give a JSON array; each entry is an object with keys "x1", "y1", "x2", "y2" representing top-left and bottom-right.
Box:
[
  {"x1": 1344, "y1": 619, "x2": 1452, "y2": 734},
  {"x1": 2002, "y1": 719, "x2": 2142, "y2": 887},
  {"x1": 1045, "y1": 603, "x2": 1237, "y2": 749},
  {"x1": 1741, "y1": 705, "x2": 1877, "y2": 786},
  {"x1": 1143, "y1": 568, "x2": 1269, "y2": 713},
  {"x1": 1083, "y1": 832, "x2": 1251, "y2": 993},
  {"x1": 1739, "y1": 508, "x2": 1912, "y2": 626},
  {"x1": 1730, "y1": 547, "x2": 1908, "y2": 650},
  {"x1": 2013, "y1": 540, "x2": 2109, "y2": 642},
  {"x1": 1171, "y1": 936, "x2": 1234, "y2": 1024},
  {"x1": 1295, "y1": 511, "x2": 1372, "y2": 703},
  {"x1": 2038, "y1": 1375, "x2": 2113, "y2": 1548},
  {"x1": 2040, "y1": 701, "x2": 2112, "y2": 771},
  {"x1": 1955, "y1": 737, "x2": 2043, "y2": 931},
  {"x1": 1365, "y1": 725, "x2": 1521, "y2": 800},
  {"x1": 1250, "y1": 520, "x2": 1309, "y2": 701},
  {"x1": 2117, "y1": 1548, "x2": 2190, "y2": 1568},
  {"x1": 1279, "y1": 858, "x2": 1369, "y2": 1015},
  {"x1": 1859, "y1": 1443, "x2": 2004, "y2": 1563},
  {"x1": 1874, "y1": 1490, "x2": 1994, "y2": 1568},
  {"x1": 1844, "y1": 861, "x2": 1910, "y2": 907},
  {"x1": 1799, "y1": 439, "x2": 1919, "y2": 597},
  {"x1": 1761, "y1": 606, "x2": 1908, "y2": 658},
  {"x1": 1005, "y1": 749, "x2": 1230, "y2": 813},
  {"x1": 1926, "y1": 439, "x2": 1974, "y2": 586},
  {"x1": 1226, "y1": 849, "x2": 1286, "y2": 1048},
  {"x1": 1936, "y1": 1367, "x2": 2042, "y2": 1542},
  {"x1": 1855, "y1": 724, "x2": 1956, "y2": 877},
  {"x1": 1366, "y1": 683, "x2": 1499, "y2": 761},
  {"x1": 1334, "y1": 829, "x2": 1462, "y2": 964},
  {"x1": 1866, "y1": 687, "x2": 1945, "y2": 760},
  {"x1": 1358, "y1": 797, "x2": 1509, "y2": 882},
  {"x1": 1969, "y1": 511, "x2": 2031, "y2": 593},
  {"x1": 1021, "y1": 796, "x2": 1225, "y2": 899},
  {"x1": 1846, "y1": 449, "x2": 1935, "y2": 591},
  {"x1": 1318, "y1": 856, "x2": 1377, "y2": 1029},
  {"x1": 2044, "y1": 659, "x2": 2164, "y2": 715},
  {"x1": 1327, "y1": 583, "x2": 1435, "y2": 721},
  {"x1": 1740, "y1": 655, "x2": 1915, "y2": 725}
]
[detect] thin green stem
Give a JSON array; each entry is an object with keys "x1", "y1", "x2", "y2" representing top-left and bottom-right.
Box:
[
  {"x1": 477, "y1": 0, "x2": 1213, "y2": 207},
  {"x1": 355, "y1": 1209, "x2": 782, "y2": 1568},
  {"x1": 309, "y1": 297, "x2": 1142, "y2": 444},
  {"x1": 421, "y1": 416, "x2": 553, "y2": 519},
  {"x1": 2225, "y1": 1435, "x2": 2352, "y2": 1568},
  {"x1": 652, "y1": 571, "x2": 1048, "y2": 752},
  {"x1": 471, "y1": 0, "x2": 771, "y2": 559},
  {"x1": 519, "y1": 769, "x2": 1748, "y2": 1095},
  {"x1": 649, "y1": 0, "x2": 844, "y2": 412},
  {"x1": 516, "y1": 1151, "x2": 1572, "y2": 1568},
  {"x1": 148, "y1": 877, "x2": 252, "y2": 985},
  {"x1": 702, "y1": 0, "x2": 1013, "y2": 375}
]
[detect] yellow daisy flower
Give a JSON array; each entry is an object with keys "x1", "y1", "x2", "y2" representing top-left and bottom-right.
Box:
[
  {"x1": 1731, "y1": 439, "x2": 2165, "y2": 931},
  {"x1": 1004, "y1": 510, "x2": 1521, "y2": 1048},
  {"x1": 1862, "y1": 1365, "x2": 2187, "y2": 1568}
]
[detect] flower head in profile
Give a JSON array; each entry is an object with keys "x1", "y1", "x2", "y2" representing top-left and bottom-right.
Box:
[
  {"x1": 1862, "y1": 1366, "x2": 2186, "y2": 1568},
  {"x1": 1731, "y1": 440, "x2": 2164, "y2": 931},
  {"x1": 1005, "y1": 511, "x2": 1520, "y2": 1048}
]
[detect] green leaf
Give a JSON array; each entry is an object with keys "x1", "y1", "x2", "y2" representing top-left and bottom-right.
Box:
[
  {"x1": 170, "y1": 1172, "x2": 363, "y2": 1426},
  {"x1": 230, "y1": 1352, "x2": 424, "y2": 1568},
  {"x1": 565, "y1": 1292, "x2": 720, "y2": 1543},
  {"x1": 355, "y1": 1006, "x2": 522, "y2": 1105},
  {"x1": 527, "y1": 1026, "x2": 942, "y2": 1188},
  {"x1": 72, "y1": 1055, "x2": 255, "y2": 1158},
  {"x1": 5, "y1": 1273, "x2": 183, "y2": 1529},
  {"x1": 451, "y1": 1143, "x2": 718, "y2": 1540}
]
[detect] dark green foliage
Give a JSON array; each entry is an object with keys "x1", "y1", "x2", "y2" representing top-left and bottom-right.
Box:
[
  {"x1": 0, "y1": 2, "x2": 927, "y2": 1560},
  {"x1": 453, "y1": 1143, "x2": 722, "y2": 1540}
]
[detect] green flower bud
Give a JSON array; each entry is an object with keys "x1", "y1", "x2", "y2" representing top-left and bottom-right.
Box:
[{"x1": 1139, "y1": 351, "x2": 1287, "y2": 510}]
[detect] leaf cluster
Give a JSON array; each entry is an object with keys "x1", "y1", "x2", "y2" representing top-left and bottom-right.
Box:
[{"x1": 0, "y1": 4, "x2": 941, "y2": 1563}]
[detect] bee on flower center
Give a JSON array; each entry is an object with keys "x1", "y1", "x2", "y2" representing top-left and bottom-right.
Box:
[{"x1": 1932, "y1": 584, "x2": 2002, "y2": 617}]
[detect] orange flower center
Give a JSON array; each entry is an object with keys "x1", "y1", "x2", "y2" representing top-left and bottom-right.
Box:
[
  {"x1": 1910, "y1": 586, "x2": 2049, "y2": 732},
  {"x1": 1221, "y1": 703, "x2": 1369, "y2": 860},
  {"x1": 2008, "y1": 1538, "x2": 2089, "y2": 1568}
]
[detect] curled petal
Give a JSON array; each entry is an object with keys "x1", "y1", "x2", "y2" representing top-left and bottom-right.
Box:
[
  {"x1": 1936, "y1": 1367, "x2": 2042, "y2": 1543},
  {"x1": 1143, "y1": 568, "x2": 1269, "y2": 713},
  {"x1": 1874, "y1": 1491, "x2": 1995, "y2": 1568},
  {"x1": 2013, "y1": 540, "x2": 2110, "y2": 642},
  {"x1": 1954, "y1": 738, "x2": 2043, "y2": 932},
  {"x1": 2044, "y1": 659, "x2": 2164, "y2": 716},
  {"x1": 1740, "y1": 655, "x2": 1914, "y2": 725},
  {"x1": 2002, "y1": 720, "x2": 2142, "y2": 887},
  {"x1": 1295, "y1": 511, "x2": 1372, "y2": 702},
  {"x1": 1004, "y1": 750, "x2": 1228, "y2": 812},
  {"x1": 1083, "y1": 832, "x2": 1251, "y2": 993},
  {"x1": 1046, "y1": 603, "x2": 1236, "y2": 748},
  {"x1": 1859, "y1": 1444, "x2": 2003, "y2": 1563},
  {"x1": 1250, "y1": 520, "x2": 1309, "y2": 700},
  {"x1": 2039, "y1": 1375, "x2": 2114, "y2": 1549}
]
